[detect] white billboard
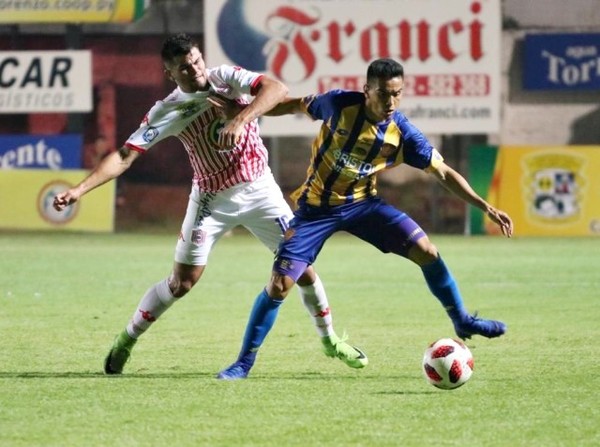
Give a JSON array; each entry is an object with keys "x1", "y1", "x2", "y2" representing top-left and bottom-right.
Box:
[
  {"x1": 204, "y1": 0, "x2": 501, "y2": 136},
  {"x1": 0, "y1": 50, "x2": 92, "y2": 113}
]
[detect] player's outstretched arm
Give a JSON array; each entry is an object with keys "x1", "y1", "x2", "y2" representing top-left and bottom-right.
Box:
[
  {"x1": 430, "y1": 162, "x2": 514, "y2": 237},
  {"x1": 264, "y1": 97, "x2": 304, "y2": 116},
  {"x1": 207, "y1": 95, "x2": 304, "y2": 119},
  {"x1": 53, "y1": 146, "x2": 139, "y2": 211},
  {"x1": 217, "y1": 76, "x2": 288, "y2": 148}
]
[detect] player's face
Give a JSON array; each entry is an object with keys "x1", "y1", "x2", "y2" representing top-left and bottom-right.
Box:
[
  {"x1": 363, "y1": 76, "x2": 404, "y2": 122},
  {"x1": 164, "y1": 46, "x2": 208, "y2": 93}
]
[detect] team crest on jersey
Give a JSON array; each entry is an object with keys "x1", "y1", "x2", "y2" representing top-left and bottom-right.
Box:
[
  {"x1": 523, "y1": 152, "x2": 585, "y2": 223},
  {"x1": 143, "y1": 127, "x2": 159, "y2": 143},
  {"x1": 284, "y1": 228, "x2": 295, "y2": 240},
  {"x1": 191, "y1": 229, "x2": 206, "y2": 245}
]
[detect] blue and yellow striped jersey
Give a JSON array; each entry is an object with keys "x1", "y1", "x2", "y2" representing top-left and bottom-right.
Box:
[{"x1": 291, "y1": 89, "x2": 444, "y2": 208}]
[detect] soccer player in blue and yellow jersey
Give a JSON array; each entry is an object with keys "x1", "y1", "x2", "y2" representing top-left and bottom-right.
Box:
[{"x1": 216, "y1": 58, "x2": 514, "y2": 380}]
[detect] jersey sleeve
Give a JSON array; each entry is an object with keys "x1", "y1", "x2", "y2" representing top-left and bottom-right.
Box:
[
  {"x1": 299, "y1": 89, "x2": 348, "y2": 121},
  {"x1": 208, "y1": 65, "x2": 264, "y2": 99},
  {"x1": 124, "y1": 100, "x2": 179, "y2": 153},
  {"x1": 397, "y1": 115, "x2": 443, "y2": 171}
]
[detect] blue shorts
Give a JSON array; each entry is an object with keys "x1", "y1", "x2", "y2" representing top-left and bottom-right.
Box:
[{"x1": 274, "y1": 197, "x2": 426, "y2": 281}]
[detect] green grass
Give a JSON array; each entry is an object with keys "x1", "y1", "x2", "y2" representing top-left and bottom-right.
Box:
[{"x1": 1, "y1": 231, "x2": 598, "y2": 446}]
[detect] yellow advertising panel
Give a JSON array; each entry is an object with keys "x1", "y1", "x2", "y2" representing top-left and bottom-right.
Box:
[
  {"x1": 488, "y1": 146, "x2": 600, "y2": 236},
  {"x1": 0, "y1": 0, "x2": 148, "y2": 24},
  {"x1": 0, "y1": 169, "x2": 114, "y2": 232}
]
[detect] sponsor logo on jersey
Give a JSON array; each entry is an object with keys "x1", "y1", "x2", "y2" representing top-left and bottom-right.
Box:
[
  {"x1": 177, "y1": 100, "x2": 205, "y2": 118},
  {"x1": 208, "y1": 119, "x2": 225, "y2": 146},
  {"x1": 194, "y1": 191, "x2": 217, "y2": 227},
  {"x1": 332, "y1": 149, "x2": 374, "y2": 178}
]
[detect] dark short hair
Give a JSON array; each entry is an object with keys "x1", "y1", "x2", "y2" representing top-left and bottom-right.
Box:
[
  {"x1": 366, "y1": 58, "x2": 404, "y2": 84},
  {"x1": 161, "y1": 33, "x2": 198, "y2": 63}
]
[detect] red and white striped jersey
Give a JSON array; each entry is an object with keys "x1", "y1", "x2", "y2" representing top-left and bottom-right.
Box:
[{"x1": 125, "y1": 65, "x2": 269, "y2": 192}]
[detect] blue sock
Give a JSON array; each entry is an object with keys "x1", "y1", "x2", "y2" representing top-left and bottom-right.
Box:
[
  {"x1": 421, "y1": 256, "x2": 467, "y2": 321},
  {"x1": 237, "y1": 289, "x2": 284, "y2": 364}
]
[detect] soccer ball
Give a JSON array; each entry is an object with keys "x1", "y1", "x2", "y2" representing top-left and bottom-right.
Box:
[{"x1": 422, "y1": 338, "x2": 474, "y2": 390}]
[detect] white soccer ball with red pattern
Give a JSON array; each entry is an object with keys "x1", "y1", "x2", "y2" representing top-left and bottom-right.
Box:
[{"x1": 422, "y1": 338, "x2": 474, "y2": 390}]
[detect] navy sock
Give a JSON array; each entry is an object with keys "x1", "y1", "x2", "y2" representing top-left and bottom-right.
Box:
[
  {"x1": 421, "y1": 256, "x2": 467, "y2": 321},
  {"x1": 237, "y1": 289, "x2": 284, "y2": 363}
]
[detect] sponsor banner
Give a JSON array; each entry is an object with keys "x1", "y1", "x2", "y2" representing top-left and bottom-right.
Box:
[
  {"x1": 0, "y1": 134, "x2": 82, "y2": 169},
  {"x1": 0, "y1": 0, "x2": 149, "y2": 24},
  {"x1": 0, "y1": 50, "x2": 92, "y2": 113},
  {"x1": 467, "y1": 145, "x2": 498, "y2": 235},
  {"x1": 524, "y1": 33, "x2": 600, "y2": 91},
  {"x1": 204, "y1": 0, "x2": 501, "y2": 136},
  {"x1": 478, "y1": 146, "x2": 600, "y2": 236},
  {"x1": 0, "y1": 169, "x2": 114, "y2": 232}
]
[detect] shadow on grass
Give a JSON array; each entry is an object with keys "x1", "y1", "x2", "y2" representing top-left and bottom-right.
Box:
[
  {"x1": 0, "y1": 371, "x2": 420, "y2": 383},
  {"x1": 0, "y1": 371, "x2": 213, "y2": 379}
]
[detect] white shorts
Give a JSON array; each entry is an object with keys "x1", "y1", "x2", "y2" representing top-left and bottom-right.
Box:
[{"x1": 174, "y1": 172, "x2": 293, "y2": 265}]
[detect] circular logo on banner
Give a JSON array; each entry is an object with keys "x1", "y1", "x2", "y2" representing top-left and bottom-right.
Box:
[{"x1": 37, "y1": 181, "x2": 79, "y2": 225}]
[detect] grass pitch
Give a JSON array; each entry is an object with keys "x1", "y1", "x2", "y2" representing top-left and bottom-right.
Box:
[{"x1": 0, "y1": 230, "x2": 598, "y2": 446}]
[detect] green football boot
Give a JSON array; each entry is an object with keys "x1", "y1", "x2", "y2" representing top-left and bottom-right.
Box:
[
  {"x1": 104, "y1": 330, "x2": 137, "y2": 375},
  {"x1": 321, "y1": 332, "x2": 368, "y2": 369}
]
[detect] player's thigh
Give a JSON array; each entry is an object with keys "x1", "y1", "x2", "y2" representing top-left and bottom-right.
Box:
[
  {"x1": 276, "y1": 213, "x2": 339, "y2": 267},
  {"x1": 175, "y1": 188, "x2": 235, "y2": 265},
  {"x1": 348, "y1": 200, "x2": 427, "y2": 258},
  {"x1": 241, "y1": 177, "x2": 293, "y2": 253}
]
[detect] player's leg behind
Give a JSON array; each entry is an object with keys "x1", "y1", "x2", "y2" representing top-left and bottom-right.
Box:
[
  {"x1": 217, "y1": 183, "x2": 367, "y2": 379},
  {"x1": 104, "y1": 188, "x2": 227, "y2": 374}
]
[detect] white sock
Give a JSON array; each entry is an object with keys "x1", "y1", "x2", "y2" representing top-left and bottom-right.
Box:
[
  {"x1": 298, "y1": 274, "x2": 334, "y2": 338},
  {"x1": 126, "y1": 279, "x2": 176, "y2": 338}
]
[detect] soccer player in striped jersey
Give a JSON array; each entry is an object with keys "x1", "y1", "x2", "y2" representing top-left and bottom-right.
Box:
[
  {"x1": 52, "y1": 33, "x2": 367, "y2": 377},
  {"x1": 217, "y1": 58, "x2": 513, "y2": 380}
]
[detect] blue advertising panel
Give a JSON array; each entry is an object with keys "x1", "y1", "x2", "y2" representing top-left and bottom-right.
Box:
[
  {"x1": 523, "y1": 33, "x2": 600, "y2": 91},
  {"x1": 0, "y1": 134, "x2": 82, "y2": 169}
]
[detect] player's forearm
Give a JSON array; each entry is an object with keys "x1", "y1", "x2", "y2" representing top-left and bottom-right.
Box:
[
  {"x1": 230, "y1": 78, "x2": 289, "y2": 125},
  {"x1": 265, "y1": 97, "x2": 303, "y2": 116},
  {"x1": 437, "y1": 166, "x2": 491, "y2": 212},
  {"x1": 75, "y1": 148, "x2": 135, "y2": 196}
]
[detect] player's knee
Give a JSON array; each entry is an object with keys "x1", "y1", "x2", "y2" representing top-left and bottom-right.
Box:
[
  {"x1": 267, "y1": 273, "x2": 295, "y2": 299},
  {"x1": 167, "y1": 276, "x2": 196, "y2": 298},
  {"x1": 168, "y1": 265, "x2": 204, "y2": 298},
  {"x1": 297, "y1": 265, "x2": 317, "y2": 286},
  {"x1": 409, "y1": 238, "x2": 439, "y2": 266}
]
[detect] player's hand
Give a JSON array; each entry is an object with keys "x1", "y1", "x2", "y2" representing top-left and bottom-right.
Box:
[
  {"x1": 207, "y1": 94, "x2": 246, "y2": 150},
  {"x1": 53, "y1": 189, "x2": 79, "y2": 212},
  {"x1": 216, "y1": 121, "x2": 245, "y2": 150},
  {"x1": 486, "y1": 207, "x2": 514, "y2": 238}
]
